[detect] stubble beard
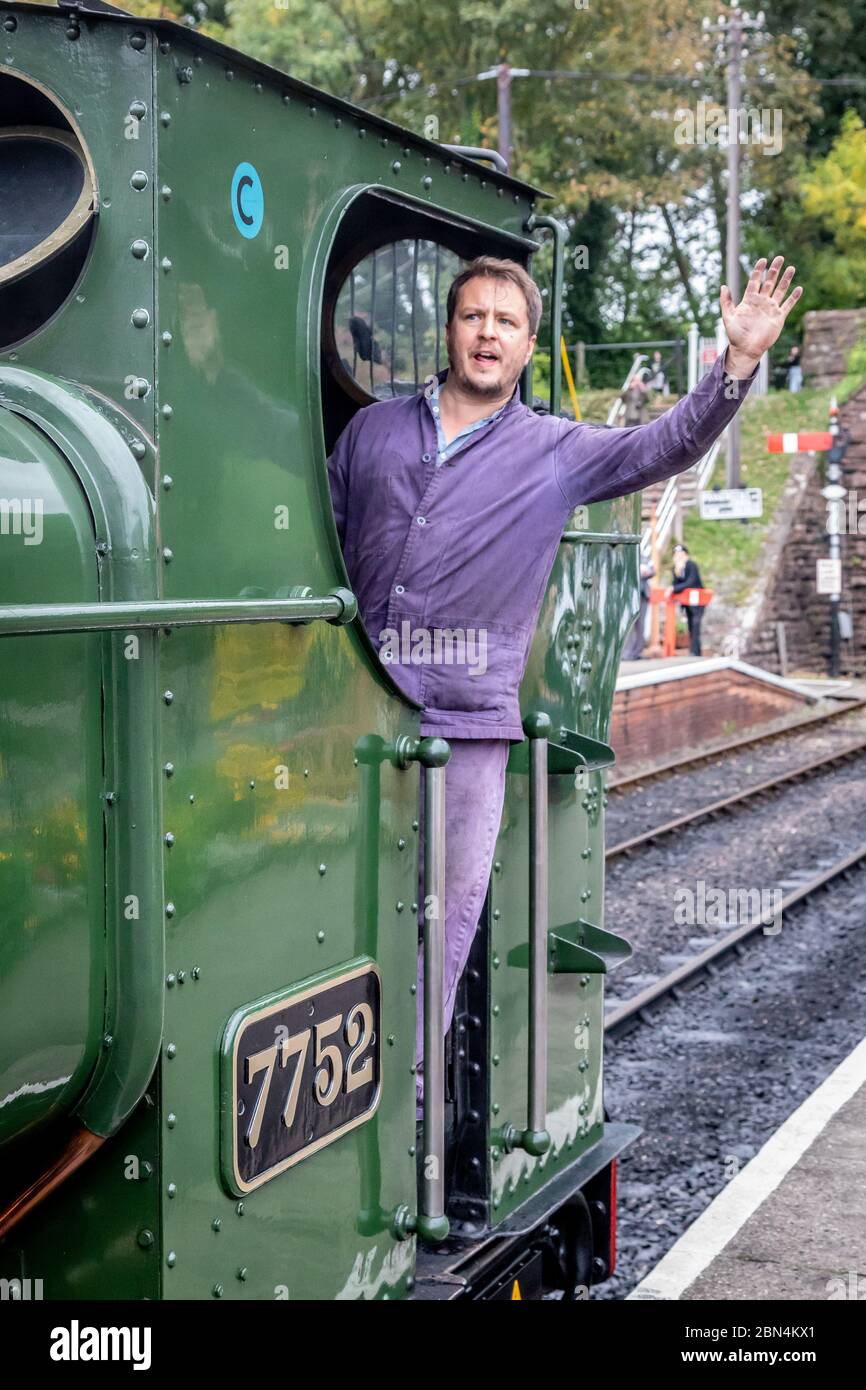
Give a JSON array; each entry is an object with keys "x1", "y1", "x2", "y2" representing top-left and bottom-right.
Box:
[{"x1": 446, "y1": 348, "x2": 521, "y2": 402}]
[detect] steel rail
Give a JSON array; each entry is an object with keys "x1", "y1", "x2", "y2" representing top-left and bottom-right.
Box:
[
  {"x1": 604, "y1": 840, "x2": 866, "y2": 1037},
  {"x1": 606, "y1": 736, "x2": 866, "y2": 862}
]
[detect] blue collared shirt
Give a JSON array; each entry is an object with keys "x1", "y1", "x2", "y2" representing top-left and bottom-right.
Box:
[{"x1": 425, "y1": 381, "x2": 507, "y2": 464}]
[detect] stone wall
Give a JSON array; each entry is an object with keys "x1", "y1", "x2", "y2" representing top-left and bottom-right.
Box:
[
  {"x1": 744, "y1": 379, "x2": 866, "y2": 675},
  {"x1": 801, "y1": 309, "x2": 866, "y2": 389}
]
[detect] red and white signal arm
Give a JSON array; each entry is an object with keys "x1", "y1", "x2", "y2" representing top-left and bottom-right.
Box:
[{"x1": 767, "y1": 431, "x2": 834, "y2": 453}]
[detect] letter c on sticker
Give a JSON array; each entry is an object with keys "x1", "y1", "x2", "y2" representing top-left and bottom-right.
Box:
[{"x1": 231, "y1": 162, "x2": 264, "y2": 239}]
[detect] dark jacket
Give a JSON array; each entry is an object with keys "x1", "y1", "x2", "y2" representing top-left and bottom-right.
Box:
[{"x1": 671, "y1": 558, "x2": 703, "y2": 596}]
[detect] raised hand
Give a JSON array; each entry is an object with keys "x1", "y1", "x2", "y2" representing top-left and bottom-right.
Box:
[{"x1": 720, "y1": 257, "x2": 803, "y2": 372}]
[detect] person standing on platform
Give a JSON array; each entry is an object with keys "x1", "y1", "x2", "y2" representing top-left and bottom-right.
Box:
[
  {"x1": 623, "y1": 559, "x2": 656, "y2": 659},
  {"x1": 669, "y1": 543, "x2": 705, "y2": 656}
]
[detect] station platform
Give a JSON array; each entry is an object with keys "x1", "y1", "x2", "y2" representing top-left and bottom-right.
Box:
[
  {"x1": 610, "y1": 656, "x2": 856, "y2": 776},
  {"x1": 628, "y1": 1036, "x2": 866, "y2": 1300}
]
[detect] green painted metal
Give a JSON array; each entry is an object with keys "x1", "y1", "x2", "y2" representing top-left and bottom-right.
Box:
[
  {"x1": 0, "y1": 590, "x2": 356, "y2": 636},
  {"x1": 0, "y1": 1, "x2": 643, "y2": 1298},
  {"x1": 0, "y1": 408, "x2": 104, "y2": 1148},
  {"x1": 0, "y1": 366, "x2": 163, "y2": 1140}
]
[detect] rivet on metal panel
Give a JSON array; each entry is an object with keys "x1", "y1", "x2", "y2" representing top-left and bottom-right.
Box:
[
  {"x1": 161, "y1": 186, "x2": 172, "y2": 202},
  {"x1": 316, "y1": 931, "x2": 325, "y2": 943},
  {"x1": 492, "y1": 908, "x2": 500, "y2": 920},
  {"x1": 160, "y1": 111, "x2": 171, "y2": 126},
  {"x1": 189, "y1": 794, "x2": 195, "y2": 803},
  {"x1": 236, "y1": 1202, "x2": 245, "y2": 1216},
  {"x1": 131, "y1": 308, "x2": 150, "y2": 329},
  {"x1": 387, "y1": 1034, "x2": 395, "y2": 1046},
  {"x1": 165, "y1": 901, "x2": 175, "y2": 917},
  {"x1": 580, "y1": 847, "x2": 591, "y2": 860},
  {"x1": 164, "y1": 832, "x2": 175, "y2": 848},
  {"x1": 212, "y1": 1285, "x2": 223, "y2": 1298},
  {"x1": 308, "y1": 104, "x2": 316, "y2": 116},
  {"x1": 162, "y1": 404, "x2": 173, "y2": 419},
  {"x1": 397, "y1": 838, "x2": 406, "y2": 850},
  {"x1": 255, "y1": 82, "x2": 263, "y2": 92},
  {"x1": 177, "y1": 971, "x2": 186, "y2": 985},
  {"x1": 167, "y1": 1184, "x2": 177, "y2": 1198},
  {"x1": 411, "y1": 901, "x2": 417, "y2": 914},
  {"x1": 225, "y1": 69, "x2": 234, "y2": 81},
  {"x1": 492, "y1": 1005, "x2": 500, "y2": 1017},
  {"x1": 409, "y1": 985, "x2": 416, "y2": 996},
  {"x1": 136, "y1": 1229, "x2": 154, "y2": 1249},
  {"x1": 358, "y1": 128, "x2": 366, "y2": 138},
  {"x1": 166, "y1": 974, "x2": 176, "y2": 988},
  {"x1": 166, "y1": 1113, "x2": 177, "y2": 1128},
  {"x1": 304, "y1": 769, "x2": 310, "y2": 778},
  {"x1": 162, "y1": 548, "x2": 173, "y2": 565},
  {"x1": 492, "y1": 1054, "x2": 500, "y2": 1066},
  {"x1": 579, "y1": 975, "x2": 590, "y2": 988},
  {"x1": 131, "y1": 240, "x2": 149, "y2": 260},
  {"x1": 162, "y1": 474, "x2": 173, "y2": 490},
  {"x1": 192, "y1": 967, "x2": 201, "y2": 980},
  {"x1": 318, "y1": 863, "x2": 326, "y2": 876},
  {"x1": 493, "y1": 860, "x2": 501, "y2": 873},
  {"x1": 212, "y1": 1218, "x2": 221, "y2": 1232},
  {"x1": 129, "y1": 32, "x2": 147, "y2": 51},
  {"x1": 177, "y1": 66, "x2": 193, "y2": 84},
  {"x1": 395, "y1": 902, "x2": 404, "y2": 913},
  {"x1": 492, "y1": 954, "x2": 500, "y2": 969},
  {"x1": 237, "y1": 1268, "x2": 248, "y2": 1282},
  {"x1": 163, "y1": 692, "x2": 174, "y2": 705},
  {"x1": 166, "y1": 1252, "x2": 176, "y2": 1268},
  {"x1": 104, "y1": 791, "x2": 116, "y2": 806},
  {"x1": 159, "y1": 40, "x2": 171, "y2": 55},
  {"x1": 102, "y1": 1034, "x2": 113, "y2": 1049},
  {"x1": 161, "y1": 257, "x2": 172, "y2": 273},
  {"x1": 3, "y1": 16, "x2": 17, "y2": 32},
  {"x1": 130, "y1": 170, "x2": 149, "y2": 191},
  {"x1": 412, "y1": 820, "x2": 419, "y2": 832},
  {"x1": 166, "y1": 1043, "x2": 177, "y2": 1058},
  {"x1": 422, "y1": 176, "x2": 432, "y2": 190},
  {"x1": 391, "y1": 161, "x2": 401, "y2": 174}
]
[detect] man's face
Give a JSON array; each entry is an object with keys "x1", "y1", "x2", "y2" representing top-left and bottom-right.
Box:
[{"x1": 445, "y1": 275, "x2": 536, "y2": 399}]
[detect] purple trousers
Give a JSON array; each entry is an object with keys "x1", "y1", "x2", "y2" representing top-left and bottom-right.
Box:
[{"x1": 415, "y1": 738, "x2": 511, "y2": 1110}]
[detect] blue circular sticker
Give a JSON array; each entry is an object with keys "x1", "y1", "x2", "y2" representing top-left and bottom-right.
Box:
[{"x1": 231, "y1": 162, "x2": 264, "y2": 239}]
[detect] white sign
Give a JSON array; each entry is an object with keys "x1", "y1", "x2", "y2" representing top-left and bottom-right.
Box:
[
  {"x1": 816, "y1": 558, "x2": 841, "y2": 595},
  {"x1": 699, "y1": 487, "x2": 763, "y2": 520}
]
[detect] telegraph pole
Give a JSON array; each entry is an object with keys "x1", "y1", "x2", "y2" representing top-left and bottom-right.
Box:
[
  {"x1": 725, "y1": 3, "x2": 743, "y2": 488},
  {"x1": 497, "y1": 62, "x2": 511, "y2": 168}
]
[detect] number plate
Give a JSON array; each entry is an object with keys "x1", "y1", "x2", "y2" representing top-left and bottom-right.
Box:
[{"x1": 221, "y1": 959, "x2": 381, "y2": 1195}]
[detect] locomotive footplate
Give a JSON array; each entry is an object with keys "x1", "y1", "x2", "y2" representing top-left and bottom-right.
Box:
[{"x1": 413, "y1": 1121, "x2": 640, "y2": 1299}]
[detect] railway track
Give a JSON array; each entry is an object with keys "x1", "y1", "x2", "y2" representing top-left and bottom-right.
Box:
[
  {"x1": 604, "y1": 839, "x2": 866, "y2": 1038},
  {"x1": 607, "y1": 697, "x2": 866, "y2": 794},
  {"x1": 606, "y1": 735, "x2": 866, "y2": 862}
]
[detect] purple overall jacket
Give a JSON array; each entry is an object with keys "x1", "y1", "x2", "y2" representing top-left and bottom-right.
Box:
[{"x1": 327, "y1": 354, "x2": 757, "y2": 740}]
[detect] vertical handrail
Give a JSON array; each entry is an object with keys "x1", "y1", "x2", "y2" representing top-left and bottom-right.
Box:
[
  {"x1": 390, "y1": 734, "x2": 451, "y2": 1244},
  {"x1": 524, "y1": 213, "x2": 568, "y2": 417},
  {"x1": 423, "y1": 756, "x2": 447, "y2": 1229},
  {"x1": 495, "y1": 714, "x2": 552, "y2": 1158},
  {"x1": 528, "y1": 724, "x2": 549, "y2": 1141}
]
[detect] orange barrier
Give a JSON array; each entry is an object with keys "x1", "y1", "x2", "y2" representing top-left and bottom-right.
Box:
[{"x1": 649, "y1": 586, "x2": 714, "y2": 657}]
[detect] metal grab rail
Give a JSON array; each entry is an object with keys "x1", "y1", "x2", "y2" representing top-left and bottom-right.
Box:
[
  {"x1": 497, "y1": 713, "x2": 552, "y2": 1158},
  {"x1": 390, "y1": 735, "x2": 451, "y2": 1245},
  {"x1": 0, "y1": 588, "x2": 358, "y2": 636},
  {"x1": 524, "y1": 212, "x2": 568, "y2": 418}
]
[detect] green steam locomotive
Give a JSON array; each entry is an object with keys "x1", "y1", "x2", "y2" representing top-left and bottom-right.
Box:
[{"x1": 0, "y1": 1, "x2": 639, "y2": 1300}]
